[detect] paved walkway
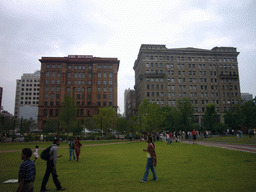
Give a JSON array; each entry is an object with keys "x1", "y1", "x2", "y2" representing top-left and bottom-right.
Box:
[{"x1": 182, "y1": 140, "x2": 256, "y2": 154}]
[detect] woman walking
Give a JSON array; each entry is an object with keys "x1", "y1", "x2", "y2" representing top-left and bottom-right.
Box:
[
  {"x1": 140, "y1": 137, "x2": 158, "y2": 183},
  {"x1": 75, "y1": 137, "x2": 82, "y2": 161}
]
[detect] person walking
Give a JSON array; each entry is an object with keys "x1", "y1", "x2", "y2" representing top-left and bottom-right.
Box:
[
  {"x1": 192, "y1": 129, "x2": 197, "y2": 144},
  {"x1": 140, "y1": 137, "x2": 158, "y2": 183},
  {"x1": 169, "y1": 132, "x2": 173, "y2": 144},
  {"x1": 40, "y1": 139, "x2": 66, "y2": 191},
  {"x1": 33, "y1": 145, "x2": 39, "y2": 163},
  {"x1": 75, "y1": 137, "x2": 82, "y2": 161},
  {"x1": 17, "y1": 148, "x2": 36, "y2": 192},
  {"x1": 68, "y1": 138, "x2": 76, "y2": 161}
]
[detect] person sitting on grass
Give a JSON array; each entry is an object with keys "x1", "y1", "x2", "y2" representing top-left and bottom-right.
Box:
[{"x1": 17, "y1": 148, "x2": 36, "y2": 192}]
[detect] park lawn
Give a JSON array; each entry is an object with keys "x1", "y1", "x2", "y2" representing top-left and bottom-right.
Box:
[
  {"x1": 0, "y1": 140, "x2": 127, "y2": 151},
  {"x1": 198, "y1": 135, "x2": 256, "y2": 145},
  {"x1": 0, "y1": 141, "x2": 255, "y2": 192}
]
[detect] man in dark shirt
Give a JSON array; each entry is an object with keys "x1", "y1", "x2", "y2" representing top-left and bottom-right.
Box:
[
  {"x1": 17, "y1": 148, "x2": 36, "y2": 192},
  {"x1": 40, "y1": 138, "x2": 66, "y2": 191}
]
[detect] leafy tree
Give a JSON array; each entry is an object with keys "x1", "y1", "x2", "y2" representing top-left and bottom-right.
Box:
[
  {"x1": 204, "y1": 103, "x2": 220, "y2": 132},
  {"x1": 241, "y1": 100, "x2": 256, "y2": 131},
  {"x1": 73, "y1": 119, "x2": 84, "y2": 134},
  {"x1": 84, "y1": 118, "x2": 94, "y2": 131},
  {"x1": 137, "y1": 99, "x2": 149, "y2": 131},
  {"x1": 144, "y1": 102, "x2": 164, "y2": 133},
  {"x1": 116, "y1": 116, "x2": 130, "y2": 134},
  {"x1": 58, "y1": 96, "x2": 78, "y2": 133},
  {"x1": 176, "y1": 98, "x2": 195, "y2": 131},
  {"x1": 161, "y1": 106, "x2": 176, "y2": 132},
  {"x1": 93, "y1": 107, "x2": 117, "y2": 133},
  {"x1": 43, "y1": 119, "x2": 58, "y2": 133},
  {"x1": 137, "y1": 99, "x2": 164, "y2": 133},
  {"x1": 23, "y1": 118, "x2": 37, "y2": 133}
]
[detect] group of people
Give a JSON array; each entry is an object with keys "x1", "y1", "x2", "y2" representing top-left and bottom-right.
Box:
[
  {"x1": 68, "y1": 137, "x2": 82, "y2": 161},
  {"x1": 142, "y1": 130, "x2": 198, "y2": 144},
  {"x1": 17, "y1": 137, "x2": 83, "y2": 192},
  {"x1": 17, "y1": 138, "x2": 66, "y2": 192}
]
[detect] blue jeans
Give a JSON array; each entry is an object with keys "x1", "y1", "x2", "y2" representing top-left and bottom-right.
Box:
[
  {"x1": 143, "y1": 158, "x2": 157, "y2": 182},
  {"x1": 69, "y1": 149, "x2": 76, "y2": 160}
]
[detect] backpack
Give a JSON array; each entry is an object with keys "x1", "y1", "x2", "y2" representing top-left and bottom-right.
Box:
[{"x1": 40, "y1": 146, "x2": 52, "y2": 161}]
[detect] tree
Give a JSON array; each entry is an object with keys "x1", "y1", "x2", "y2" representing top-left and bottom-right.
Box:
[
  {"x1": 241, "y1": 100, "x2": 256, "y2": 131},
  {"x1": 161, "y1": 106, "x2": 177, "y2": 132},
  {"x1": 144, "y1": 102, "x2": 164, "y2": 133},
  {"x1": 176, "y1": 98, "x2": 195, "y2": 131},
  {"x1": 137, "y1": 99, "x2": 164, "y2": 133},
  {"x1": 137, "y1": 99, "x2": 149, "y2": 131},
  {"x1": 43, "y1": 119, "x2": 58, "y2": 133},
  {"x1": 93, "y1": 107, "x2": 117, "y2": 134},
  {"x1": 73, "y1": 119, "x2": 84, "y2": 134},
  {"x1": 204, "y1": 103, "x2": 220, "y2": 132},
  {"x1": 21, "y1": 118, "x2": 37, "y2": 133},
  {"x1": 116, "y1": 116, "x2": 130, "y2": 134},
  {"x1": 58, "y1": 96, "x2": 78, "y2": 133}
]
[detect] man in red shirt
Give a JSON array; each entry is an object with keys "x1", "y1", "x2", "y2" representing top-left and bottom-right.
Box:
[
  {"x1": 192, "y1": 129, "x2": 197, "y2": 144},
  {"x1": 169, "y1": 132, "x2": 173, "y2": 144}
]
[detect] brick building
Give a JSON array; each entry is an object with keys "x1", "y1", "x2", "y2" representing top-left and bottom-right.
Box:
[{"x1": 38, "y1": 55, "x2": 119, "y2": 130}]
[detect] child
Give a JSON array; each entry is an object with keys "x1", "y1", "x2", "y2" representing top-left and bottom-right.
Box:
[{"x1": 33, "y1": 145, "x2": 39, "y2": 163}]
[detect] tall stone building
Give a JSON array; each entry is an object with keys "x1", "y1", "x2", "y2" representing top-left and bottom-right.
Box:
[
  {"x1": 14, "y1": 71, "x2": 40, "y2": 120},
  {"x1": 133, "y1": 44, "x2": 241, "y2": 123},
  {"x1": 38, "y1": 55, "x2": 119, "y2": 130},
  {"x1": 124, "y1": 88, "x2": 136, "y2": 119}
]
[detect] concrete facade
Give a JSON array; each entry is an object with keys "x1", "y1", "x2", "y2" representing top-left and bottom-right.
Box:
[
  {"x1": 133, "y1": 44, "x2": 241, "y2": 124},
  {"x1": 14, "y1": 71, "x2": 40, "y2": 120},
  {"x1": 124, "y1": 88, "x2": 136, "y2": 119}
]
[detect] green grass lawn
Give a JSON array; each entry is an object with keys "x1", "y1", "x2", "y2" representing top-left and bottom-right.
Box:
[
  {"x1": 198, "y1": 135, "x2": 256, "y2": 145},
  {"x1": 0, "y1": 141, "x2": 255, "y2": 192},
  {"x1": 0, "y1": 140, "x2": 126, "y2": 151}
]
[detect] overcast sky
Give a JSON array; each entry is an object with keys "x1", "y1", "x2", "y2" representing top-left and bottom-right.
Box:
[{"x1": 1, "y1": 0, "x2": 255, "y2": 115}]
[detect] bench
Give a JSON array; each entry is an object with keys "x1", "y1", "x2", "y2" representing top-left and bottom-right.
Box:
[
  {"x1": 6, "y1": 138, "x2": 12, "y2": 142},
  {"x1": 118, "y1": 135, "x2": 125, "y2": 139}
]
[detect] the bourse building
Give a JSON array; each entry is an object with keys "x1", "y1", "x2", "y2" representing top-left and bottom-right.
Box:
[
  {"x1": 38, "y1": 55, "x2": 119, "y2": 130},
  {"x1": 133, "y1": 44, "x2": 241, "y2": 124}
]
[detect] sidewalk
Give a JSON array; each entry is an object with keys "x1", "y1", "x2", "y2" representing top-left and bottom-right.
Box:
[{"x1": 182, "y1": 140, "x2": 256, "y2": 154}]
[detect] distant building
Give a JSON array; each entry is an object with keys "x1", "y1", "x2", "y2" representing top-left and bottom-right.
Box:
[
  {"x1": 133, "y1": 44, "x2": 241, "y2": 123},
  {"x1": 124, "y1": 88, "x2": 136, "y2": 119},
  {"x1": 37, "y1": 55, "x2": 119, "y2": 130},
  {"x1": 14, "y1": 71, "x2": 40, "y2": 121},
  {"x1": 0, "y1": 87, "x2": 3, "y2": 112},
  {"x1": 241, "y1": 93, "x2": 253, "y2": 102}
]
